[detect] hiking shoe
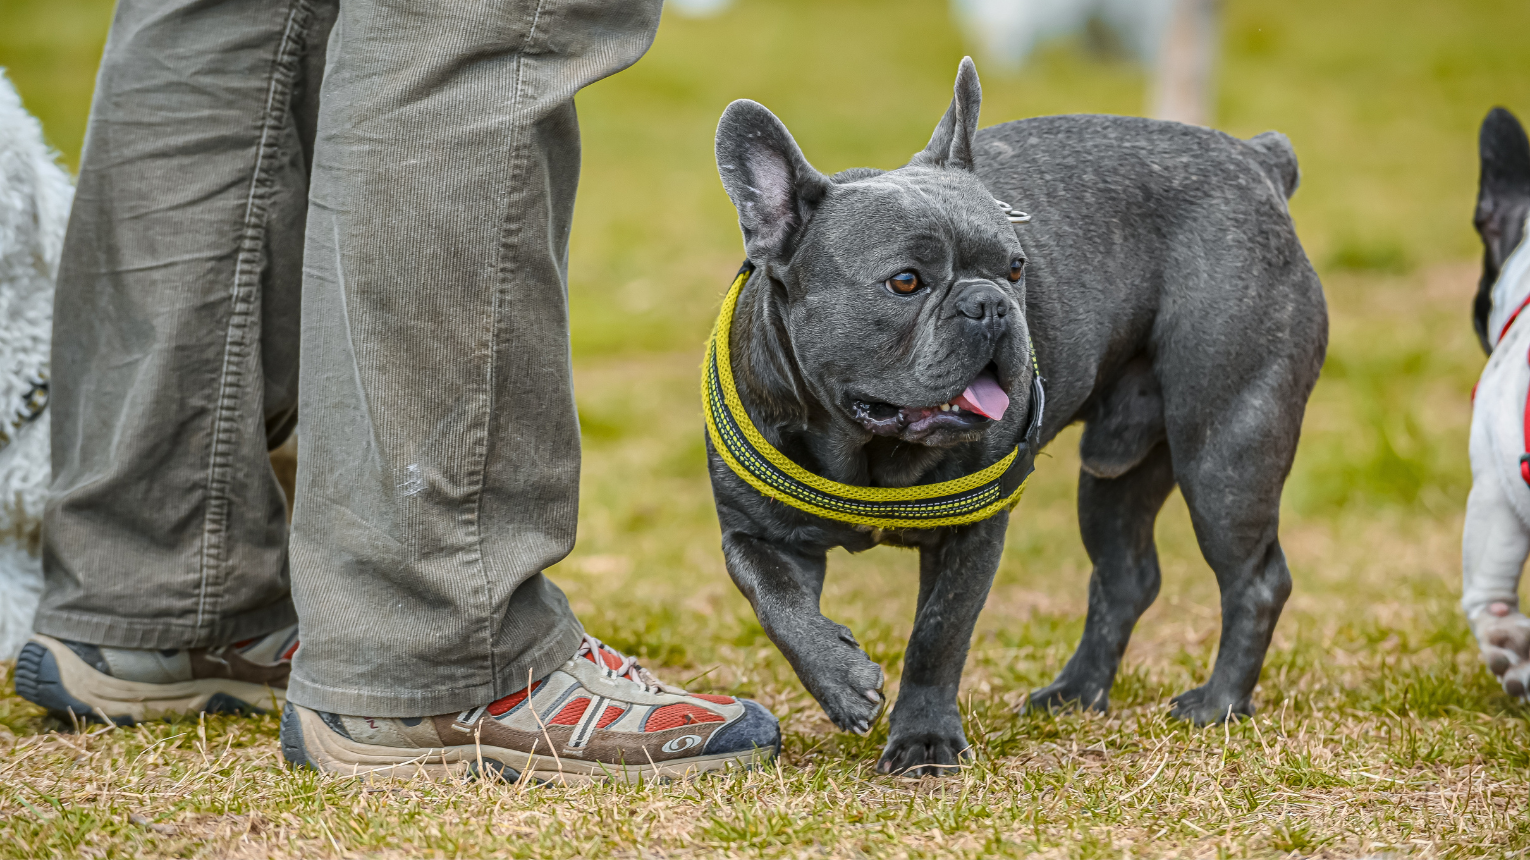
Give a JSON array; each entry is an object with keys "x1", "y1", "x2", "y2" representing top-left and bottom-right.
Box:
[
  {"x1": 14, "y1": 626, "x2": 297, "y2": 726},
  {"x1": 280, "y1": 634, "x2": 780, "y2": 783}
]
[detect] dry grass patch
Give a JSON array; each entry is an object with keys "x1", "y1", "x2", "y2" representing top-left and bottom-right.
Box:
[
  {"x1": 3, "y1": 647, "x2": 1527, "y2": 858},
  {"x1": 4, "y1": 0, "x2": 1530, "y2": 849},
  {"x1": 4, "y1": 264, "x2": 1530, "y2": 858}
]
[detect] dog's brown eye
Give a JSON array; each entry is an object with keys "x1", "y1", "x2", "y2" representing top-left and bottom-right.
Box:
[
  {"x1": 1007, "y1": 258, "x2": 1025, "y2": 282},
  {"x1": 886, "y1": 271, "x2": 921, "y2": 294}
]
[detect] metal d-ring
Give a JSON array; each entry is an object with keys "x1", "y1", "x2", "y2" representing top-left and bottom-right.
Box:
[{"x1": 994, "y1": 199, "x2": 1032, "y2": 224}]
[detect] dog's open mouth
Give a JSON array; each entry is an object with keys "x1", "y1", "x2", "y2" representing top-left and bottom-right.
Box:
[{"x1": 850, "y1": 367, "x2": 1010, "y2": 437}]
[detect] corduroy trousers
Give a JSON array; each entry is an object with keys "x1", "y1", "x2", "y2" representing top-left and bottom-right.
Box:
[{"x1": 36, "y1": 0, "x2": 662, "y2": 716}]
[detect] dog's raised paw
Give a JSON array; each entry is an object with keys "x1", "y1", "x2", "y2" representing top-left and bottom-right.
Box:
[
  {"x1": 1499, "y1": 660, "x2": 1530, "y2": 702},
  {"x1": 804, "y1": 627, "x2": 886, "y2": 733},
  {"x1": 875, "y1": 731, "x2": 971, "y2": 778},
  {"x1": 1475, "y1": 607, "x2": 1530, "y2": 687},
  {"x1": 1484, "y1": 646, "x2": 1515, "y2": 676},
  {"x1": 1471, "y1": 607, "x2": 1530, "y2": 701}
]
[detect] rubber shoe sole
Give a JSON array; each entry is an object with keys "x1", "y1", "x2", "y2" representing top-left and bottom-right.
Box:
[
  {"x1": 280, "y1": 703, "x2": 774, "y2": 784},
  {"x1": 13, "y1": 634, "x2": 285, "y2": 727}
]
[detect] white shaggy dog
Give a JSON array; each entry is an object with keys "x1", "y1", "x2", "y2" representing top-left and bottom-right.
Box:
[{"x1": 0, "y1": 70, "x2": 72, "y2": 661}]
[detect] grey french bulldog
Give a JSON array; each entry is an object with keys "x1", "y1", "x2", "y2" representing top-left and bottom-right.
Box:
[{"x1": 708, "y1": 57, "x2": 1326, "y2": 775}]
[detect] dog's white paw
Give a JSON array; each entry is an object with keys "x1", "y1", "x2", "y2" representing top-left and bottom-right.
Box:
[{"x1": 1475, "y1": 602, "x2": 1530, "y2": 700}]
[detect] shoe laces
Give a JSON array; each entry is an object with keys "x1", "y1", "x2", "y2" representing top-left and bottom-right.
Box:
[
  {"x1": 452, "y1": 634, "x2": 670, "y2": 731},
  {"x1": 577, "y1": 633, "x2": 665, "y2": 693}
]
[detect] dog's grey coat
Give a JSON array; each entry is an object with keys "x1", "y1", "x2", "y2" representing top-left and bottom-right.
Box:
[{"x1": 709, "y1": 60, "x2": 1325, "y2": 775}]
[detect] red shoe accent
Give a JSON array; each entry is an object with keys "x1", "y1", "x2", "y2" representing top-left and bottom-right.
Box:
[
  {"x1": 693, "y1": 694, "x2": 736, "y2": 705},
  {"x1": 551, "y1": 698, "x2": 591, "y2": 725},
  {"x1": 595, "y1": 706, "x2": 624, "y2": 728},
  {"x1": 280, "y1": 641, "x2": 300, "y2": 661},
  {"x1": 487, "y1": 681, "x2": 542, "y2": 717},
  {"x1": 644, "y1": 703, "x2": 724, "y2": 732}
]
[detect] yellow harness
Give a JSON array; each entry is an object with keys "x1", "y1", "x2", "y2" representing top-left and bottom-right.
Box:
[{"x1": 701, "y1": 262, "x2": 1045, "y2": 530}]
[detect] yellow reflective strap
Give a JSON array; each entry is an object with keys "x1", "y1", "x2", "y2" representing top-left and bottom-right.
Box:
[{"x1": 701, "y1": 267, "x2": 1030, "y2": 529}]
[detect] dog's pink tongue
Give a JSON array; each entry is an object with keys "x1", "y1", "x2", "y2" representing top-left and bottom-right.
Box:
[{"x1": 953, "y1": 373, "x2": 1009, "y2": 421}]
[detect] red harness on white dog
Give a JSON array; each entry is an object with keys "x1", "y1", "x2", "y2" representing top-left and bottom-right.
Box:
[{"x1": 1494, "y1": 295, "x2": 1530, "y2": 485}]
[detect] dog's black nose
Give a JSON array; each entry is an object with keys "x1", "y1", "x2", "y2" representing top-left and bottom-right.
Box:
[{"x1": 954, "y1": 283, "x2": 1009, "y2": 323}]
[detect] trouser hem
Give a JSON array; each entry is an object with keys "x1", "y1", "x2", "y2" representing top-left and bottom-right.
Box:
[
  {"x1": 284, "y1": 617, "x2": 585, "y2": 717},
  {"x1": 31, "y1": 598, "x2": 297, "y2": 650}
]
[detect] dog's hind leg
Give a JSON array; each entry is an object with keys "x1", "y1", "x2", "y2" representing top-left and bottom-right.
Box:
[
  {"x1": 1027, "y1": 441, "x2": 1176, "y2": 715},
  {"x1": 877, "y1": 515, "x2": 1008, "y2": 776},
  {"x1": 1164, "y1": 387, "x2": 1304, "y2": 725}
]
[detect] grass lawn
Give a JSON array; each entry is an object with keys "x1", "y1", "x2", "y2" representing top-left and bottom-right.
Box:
[{"x1": 4, "y1": 0, "x2": 1530, "y2": 857}]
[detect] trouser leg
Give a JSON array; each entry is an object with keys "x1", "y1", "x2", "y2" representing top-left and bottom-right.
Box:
[
  {"x1": 38, "y1": 0, "x2": 337, "y2": 649},
  {"x1": 286, "y1": 0, "x2": 662, "y2": 717}
]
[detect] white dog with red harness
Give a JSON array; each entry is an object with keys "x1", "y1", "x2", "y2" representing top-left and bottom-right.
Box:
[{"x1": 1465, "y1": 106, "x2": 1530, "y2": 700}]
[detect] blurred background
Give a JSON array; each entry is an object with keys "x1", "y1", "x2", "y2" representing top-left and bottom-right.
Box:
[{"x1": 4, "y1": 0, "x2": 1530, "y2": 713}]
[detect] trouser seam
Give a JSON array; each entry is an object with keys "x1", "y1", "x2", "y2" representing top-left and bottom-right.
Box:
[
  {"x1": 469, "y1": 0, "x2": 551, "y2": 695},
  {"x1": 195, "y1": 0, "x2": 314, "y2": 632},
  {"x1": 34, "y1": 599, "x2": 297, "y2": 651}
]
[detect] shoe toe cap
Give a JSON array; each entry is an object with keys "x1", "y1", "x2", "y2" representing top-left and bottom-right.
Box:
[{"x1": 703, "y1": 698, "x2": 780, "y2": 758}]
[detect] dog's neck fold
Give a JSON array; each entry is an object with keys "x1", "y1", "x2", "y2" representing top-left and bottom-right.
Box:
[{"x1": 727, "y1": 268, "x2": 810, "y2": 428}]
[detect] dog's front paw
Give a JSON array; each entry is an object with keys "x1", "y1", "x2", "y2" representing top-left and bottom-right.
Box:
[
  {"x1": 1475, "y1": 603, "x2": 1530, "y2": 700},
  {"x1": 803, "y1": 627, "x2": 886, "y2": 734},
  {"x1": 875, "y1": 730, "x2": 971, "y2": 777},
  {"x1": 1168, "y1": 685, "x2": 1252, "y2": 725}
]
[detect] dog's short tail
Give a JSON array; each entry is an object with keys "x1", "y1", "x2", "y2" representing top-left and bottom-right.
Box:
[{"x1": 1244, "y1": 131, "x2": 1300, "y2": 199}]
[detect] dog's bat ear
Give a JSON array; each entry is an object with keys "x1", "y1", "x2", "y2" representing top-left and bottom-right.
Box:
[
  {"x1": 912, "y1": 56, "x2": 982, "y2": 172},
  {"x1": 1477, "y1": 108, "x2": 1530, "y2": 243},
  {"x1": 716, "y1": 100, "x2": 830, "y2": 265},
  {"x1": 1473, "y1": 107, "x2": 1530, "y2": 351}
]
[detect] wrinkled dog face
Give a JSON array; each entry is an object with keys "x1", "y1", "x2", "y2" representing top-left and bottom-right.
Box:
[{"x1": 715, "y1": 59, "x2": 1031, "y2": 448}]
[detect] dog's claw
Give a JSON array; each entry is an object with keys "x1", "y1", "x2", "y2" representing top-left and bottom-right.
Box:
[
  {"x1": 875, "y1": 731, "x2": 971, "y2": 777},
  {"x1": 1025, "y1": 678, "x2": 1109, "y2": 715},
  {"x1": 1168, "y1": 685, "x2": 1252, "y2": 725}
]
